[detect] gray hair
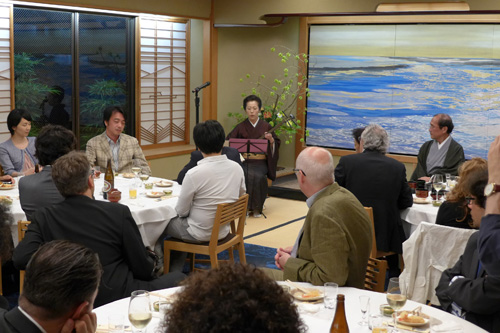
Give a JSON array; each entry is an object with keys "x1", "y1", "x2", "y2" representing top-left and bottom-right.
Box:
[
  {"x1": 296, "y1": 147, "x2": 334, "y2": 187},
  {"x1": 360, "y1": 124, "x2": 389, "y2": 154}
]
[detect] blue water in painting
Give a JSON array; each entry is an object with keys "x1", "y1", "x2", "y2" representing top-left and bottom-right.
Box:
[{"x1": 305, "y1": 55, "x2": 500, "y2": 159}]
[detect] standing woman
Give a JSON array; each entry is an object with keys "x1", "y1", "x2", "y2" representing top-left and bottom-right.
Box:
[
  {"x1": 0, "y1": 109, "x2": 38, "y2": 176},
  {"x1": 227, "y1": 95, "x2": 280, "y2": 217}
]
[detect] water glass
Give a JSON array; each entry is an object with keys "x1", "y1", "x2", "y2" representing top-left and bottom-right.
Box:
[
  {"x1": 129, "y1": 183, "x2": 138, "y2": 199},
  {"x1": 323, "y1": 282, "x2": 338, "y2": 309},
  {"x1": 358, "y1": 295, "x2": 370, "y2": 326}
]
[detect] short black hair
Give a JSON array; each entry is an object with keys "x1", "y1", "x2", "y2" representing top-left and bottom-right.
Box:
[
  {"x1": 351, "y1": 127, "x2": 365, "y2": 144},
  {"x1": 464, "y1": 169, "x2": 488, "y2": 209},
  {"x1": 243, "y1": 95, "x2": 262, "y2": 110},
  {"x1": 7, "y1": 109, "x2": 32, "y2": 135},
  {"x1": 35, "y1": 125, "x2": 76, "y2": 165},
  {"x1": 434, "y1": 113, "x2": 454, "y2": 134},
  {"x1": 193, "y1": 120, "x2": 225, "y2": 154},
  {"x1": 103, "y1": 106, "x2": 126, "y2": 125}
]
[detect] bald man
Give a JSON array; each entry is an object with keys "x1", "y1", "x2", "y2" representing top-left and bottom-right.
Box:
[{"x1": 265, "y1": 147, "x2": 372, "y2": 288}]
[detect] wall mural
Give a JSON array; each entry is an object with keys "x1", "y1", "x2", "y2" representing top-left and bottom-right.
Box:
[{"x1": 306, "y1": 24, "x2": 500, "y2": 159}]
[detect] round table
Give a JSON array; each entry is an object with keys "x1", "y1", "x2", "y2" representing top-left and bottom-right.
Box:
[{"x1": 94, "y1": 284, "x2": 487, "y2": 333}]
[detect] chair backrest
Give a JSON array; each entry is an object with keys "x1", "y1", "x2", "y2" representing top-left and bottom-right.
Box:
[
  {"x1": 365, "y1": 257, "x2": 388, "y2": 293},
  {"x1": 209, "y1": 194, "x2": 249, "y2": 245},
  {"x1": 364, "y1": 207, "x2": 377, "y2": 258},
  {"x1": 18, "y1": 220, "x2": 30, "y2": 242}
]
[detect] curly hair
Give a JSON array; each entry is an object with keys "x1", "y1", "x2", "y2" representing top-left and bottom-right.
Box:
[{"x1": 164, "y1": 263, "x2": 305, "y2": 333}]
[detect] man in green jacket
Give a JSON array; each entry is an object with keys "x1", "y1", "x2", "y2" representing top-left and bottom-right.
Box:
[{"x1": 266, "y1": 147, "x2": 372, "y2": 288}]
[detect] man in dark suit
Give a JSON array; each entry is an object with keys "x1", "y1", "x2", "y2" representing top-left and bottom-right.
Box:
[
  {"x1": 334, "y1": 124, "x2": 413, "y2": 276},
  {"x1": 19, "y1": 125, "x2": 76, "y2": 221},
  {"x1": 177, "y1": 146, "x2": 242, "y2": 184},
  {"x1": 13, "y1": 151, "x2": 185, "y2": 307},
  {"x1": 1, "y1": 240, "x2": 101, "y2": 333}
]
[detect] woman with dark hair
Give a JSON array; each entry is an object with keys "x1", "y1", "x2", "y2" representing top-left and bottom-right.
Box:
[
  {"x1": 227, "y1": 95, "x2": 280, "y2": 217},
  {"x1": 0, "y1": 109, "x2": 37, "y2": 176},
  {"x1": 164, "y1": 264, "x2": 305, "y2": 333}
]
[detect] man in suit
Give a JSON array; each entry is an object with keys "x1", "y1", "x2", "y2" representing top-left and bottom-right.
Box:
[
  {"x1": 411, "y1": 113, "x2": 465, "y2": 181},
  {"x1": 86, "y1": 106, "x2": 151, "y2": 175},
  {"x1": 1, "y1": 240, "x2": 101, "y2": 333},
  {"x1": 335, "y1": 124, "x2": 413, "y2": 276},
  {"x1": 266, "y1": 147, "x2": 372, "y2": 288},
  {"x1": 13, "y1": 151, "x2": 185, "y2": 307},
  {"x1": 176, "y1": 146, "x2": 242, "y2": 185},
  {"x1": 436, "y1": 169, "x2": 500, "y2": 332},
  {"x1": 19, "y1": 125, "x2": 76, "y2": 221}
]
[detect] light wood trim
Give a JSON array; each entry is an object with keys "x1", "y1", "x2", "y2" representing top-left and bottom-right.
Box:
[
  {"x1": 305, "y1": 14, "x2": 500, "y2": 25},
  {"x1": 135, "y1": 17, "x2": 141, "y2": 143},
  {"x1": 8, "y1": 5, "x2": 13, "y2": 110},
  {"x1": 142, "y1": 143, "x2": 195, "y2": 160},
  {"x1": 376, "y1": 2, "x2": 470, "y2": 12},
  {"x1": 295, "y1": 17, "x2": 309, "y2": 159}
]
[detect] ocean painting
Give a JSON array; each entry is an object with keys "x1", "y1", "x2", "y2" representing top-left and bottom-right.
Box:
[{"x1": 306, "y1": 25, "x2": 500, "y2": 159}]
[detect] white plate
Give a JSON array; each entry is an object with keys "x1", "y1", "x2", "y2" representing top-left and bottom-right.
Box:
[
  {"x1": 122, "y1": 173, "x2": 135, "y2": 179},
  {"x1": 396, "y1": 315, "x2": 429, "y2": 327},
  {"x1": 146, "y1": 191, "x2": 164, "y2": 198},
  {"x1": 0, "y1": 184, "x2": 15, "y2": 190},
  {"x1": 155, "y1": 180, "x2": 173, "y2": 187},
  {"x1": 291, "y1": 288, "x2": 324, "y2": 301},
  {"x1": 413, "y1": 197, "x2": 430, "y2": 204}
]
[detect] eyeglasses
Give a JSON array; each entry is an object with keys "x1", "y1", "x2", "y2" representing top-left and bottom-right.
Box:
[
  {"x1": 465, "y1": 197, "x2": 475, "y2": 205},
  {"x1": 293, "y1": 168, "x2": 306, "y2": 177},
  {"x1": 89, "y1": 169, "x2": 95, "y2": 177}
]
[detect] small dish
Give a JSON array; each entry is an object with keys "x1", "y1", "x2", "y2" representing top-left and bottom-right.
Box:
[
  {"x1": 163, "y1": 189, "x2": 173, "y2": 196},
  {"x1": 291, "y1": 288, "x2": 324, "y2": 301},
  {"x1": 155, "y1": 180, "x2": 173, "y2": 187},
  {"x1": 122, "y1": 173, "x2": 135, "y2": 179},
  {"x1": 0, "y1": 183, "x2": 15, "y2": 190},
  {"x1": 395, "y1": 311, "x2": 430, "y2": 327},
  {"x1": 146, "y1": 191, "x2": 164, "y2": 198},
  {"x1": 413, "y1": 197, "x2": 430, "y2": 204}
]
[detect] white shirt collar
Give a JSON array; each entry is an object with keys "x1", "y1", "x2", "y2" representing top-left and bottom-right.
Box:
[
  {"x1": 437, "y1": 135, "x2": 451, "y2": 149},
  {"x1": 18, "y1": 306, "x2": 48, "y2": 333},
  {"x1": 249, "y1": 118, "x2": 259, "y2": 127},
  {"x1": 306, "y1": 186, "x2": 328, "y2": 208}
]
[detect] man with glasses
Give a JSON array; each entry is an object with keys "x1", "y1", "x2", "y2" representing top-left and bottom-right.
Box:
[
  {"x1": 13, "y1": 151, "x2": 184, "y2": 307},
  {"x1": 411, "y1": 113, "x2": 465, "y2": 181},
  {"x1": 265, "y1": 147, "x2": 372, "y2": 288}
]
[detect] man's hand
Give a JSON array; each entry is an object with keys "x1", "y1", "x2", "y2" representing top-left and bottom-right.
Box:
[
  {"x1": 0, "y1": 175, "x2": 14, "y2": 184},
  {"x1": 488, "y1": 136, "x2": 500, "y2": 184},
  {"x1": 418, "y1": 176, "x2": 430, "y2": 182},
  {"x1": 61, "y1": 312, "x2": 97, "y2": 333},
  {"x1": 277, "y1": 250, "x2": 291, "y2": 269},
  {"x1": 274, "y1": 247, "x2": 292, "y2": 270}
]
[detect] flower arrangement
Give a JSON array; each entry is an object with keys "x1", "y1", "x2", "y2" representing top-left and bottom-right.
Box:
[{"x1": 228, "y1": 47, "x2": 310, "y2": 144}]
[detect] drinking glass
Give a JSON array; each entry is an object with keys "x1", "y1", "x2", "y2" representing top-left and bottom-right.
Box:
[
  {"x1": 128, "y1": 290, "x2": 152, "y2": 333},
  {"x1": 323, "y1": 282, "x2": 338, "y2": 309},
  {"x1": 426, "y1": 175, "x2": 434, "y2": 202},
  {"x1": 432, "y1": 174, "x2": 445, "y2": 203},
  {"x1": 132, "y1": 160, "x2": 142, "y2": 178},
  {"x1": 358, "y1": 295, "x2": 370, "y2": 326},
  {"x1": 386, "y1": 277, "x2": 406, "y2": 332}
]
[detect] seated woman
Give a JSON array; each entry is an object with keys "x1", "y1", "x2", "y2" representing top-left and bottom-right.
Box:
[
  {"x1": 0, "y1": 109, "x2": 37, "y2": 177},
  {"x1": 227, "y1": 95, "x2": 280, "y2": 217},
  {"x1": 435, "y1": 158, "x2": 487, "y2": 229}
]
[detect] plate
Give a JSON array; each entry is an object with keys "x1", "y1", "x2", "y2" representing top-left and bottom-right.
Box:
[
  {"x1": 155, "y1": 180, "x2": 173, "y2": 187},
  {"x1": 396, "y1": 313, "x2": 429, "y2": 327},
  {"x1": 413, "y1": 197, "x2": 430, "y2": 204},
  {"x1": 122, "y1": 173, "x2": 135, "y2": 179},
  {"x1": 0, "y1": 184, "x2": 15, "y2": 190},
  {"x1": 146, "y1": 191, "x2": 164, "y2": 198},
  {"x1": 291, "y1": 288, "x2": 324, "y2": 301}
]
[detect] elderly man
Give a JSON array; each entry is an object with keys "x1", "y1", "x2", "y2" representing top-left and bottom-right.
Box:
[
  {"x1": 1, "y1": 240, "x2": 101, "y2": 333},
  {"x1": 411, "y1": 113, "x2": 465, "y2": 181},
  {"x1": 166, "y1": 120, "x2": 246, "y2": 272},
  {"x1": 19, "y1": 125, "x2": 76, "y2": 221},
  {"x1": 13, "y1": 151, "x2": 184, "y2": 306},
  {"x1": 266, "y1": 147, "x2": 372, "y2": 287},
  {"x1": 335, "y1": 124, "x2": 413, "y2": 276},
  {"x1": 86, "y1": 106, "x2": 151, "y2": 175}
]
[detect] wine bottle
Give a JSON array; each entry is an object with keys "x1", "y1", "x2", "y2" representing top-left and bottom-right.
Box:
[
  {"x1": 330, "y1": 294, "x2": 349, "y2": 333},
  {"x1": 0, "y1": 164, "x2": 4, "y2": 177},
  {"x1": 103, "y1": 160, "x2": 114, "y2": 199}
]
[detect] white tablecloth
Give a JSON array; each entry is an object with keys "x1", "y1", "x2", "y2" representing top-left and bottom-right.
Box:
[
  {"x1": 4, "y1": 175, "x2": 180, "y2": 250},
  {"x1": 94, "y1": 284, "x2": 487, "y2": 333},
  {"x1": 400, "y1": 196, "x2": 439, "y2": 236}
]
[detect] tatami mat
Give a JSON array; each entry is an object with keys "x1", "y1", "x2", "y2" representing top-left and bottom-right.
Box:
[{"x1": 244, "y1": 197, "x2": 307, "y2": 249}]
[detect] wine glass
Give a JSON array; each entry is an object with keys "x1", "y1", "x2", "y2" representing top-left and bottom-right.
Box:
[
  {"x1": 358, "y1": 295, "x2": 370, "y2": 326},
  {"x1": 426, "y1": 175, "x2": 435, "y2": 203},
  {"x1": 386, "y1": 277, "x2": 407, "y2": 332},
  {"x1": 432, "y1": 174, "x2": 445, "y2": 203},
  {"x1": 128, "y1": 290, "x2": 152, "y2": 332},
  {"x1": 132, "y1": 160, "x2": 142, "y2": 178}
]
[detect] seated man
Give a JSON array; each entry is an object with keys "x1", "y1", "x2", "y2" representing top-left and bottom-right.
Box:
[
  {"x1": 411, "y1": 113, "x2": 465, "y2": 181},
  {"x1": 19, "y1": 124, "x2": 76, "y2": 221},
  {"x1": 1, "y1": 240, "x2": 101, "y2": 333},
  {"x1": 435, "y1": 169, "x2": 500, "y2": 332},
  {"x1": 335, "y1": 124, "x2": 413, "y2": 276},
  {"x1": 86, "y1": 106, "x2": 151, "y2": 175},
  {"x1": 176, "y1": 146, "x2": 241, "y2": 185},
  {"x1": 265, "y1": 147, "x2": 372, "y2": 287},
  {"x1": 166, "y1": 120, "x2": 246, "y2": 272},
  {"x1": 13, "y1": 151, "x2": 184, "y2": 307},
  {"x1": 164, "y1": 263, "x2": 305, "y2": 333}
]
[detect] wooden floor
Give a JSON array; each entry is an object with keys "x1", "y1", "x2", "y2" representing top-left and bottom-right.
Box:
[{"x1": 243, "y1": 196, "x2": 307, "y2": 249}]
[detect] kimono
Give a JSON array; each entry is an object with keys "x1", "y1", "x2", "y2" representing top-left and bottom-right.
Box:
[{"x1": 227, "y1": 119, "x2": 280, "y2": 213}]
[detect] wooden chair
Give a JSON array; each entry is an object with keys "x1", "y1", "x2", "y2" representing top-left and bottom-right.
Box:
[
  {"x1": 18, "y1": 220, "x2": 30, "y2": 293},
  {"x1": 163, "y1": 194, "x2": 249, "y2": 272},
  {"x1": 365, "y1": 257, "x2": 388, "y2": 293}
]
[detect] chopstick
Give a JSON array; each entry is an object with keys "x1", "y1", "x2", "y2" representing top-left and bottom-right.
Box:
[
  {"x1": 285, "y1": 279, "x2": 310, "y2": 294},
  {"x1": 149, "y1": 291, "x2": 173, "y2": 300}
]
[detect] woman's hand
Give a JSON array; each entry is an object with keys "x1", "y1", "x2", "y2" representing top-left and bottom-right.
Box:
[
  {"x1": 264, "y1": 132, "x2": 274, "y2": 144},
  {"x1": 0, "y1": 175, "x2": 14, "y2": 184}
]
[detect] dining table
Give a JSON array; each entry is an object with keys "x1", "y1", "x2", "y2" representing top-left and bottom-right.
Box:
[
  {"x1": 400, "y1": 195, "x2": 439, "y2": 236},
  {"x1": 1, "y1": 174, "x2": 181, "y2": 250},
  {"x1": 93, "y1": 282, "x2": 486, "y2": 333}
]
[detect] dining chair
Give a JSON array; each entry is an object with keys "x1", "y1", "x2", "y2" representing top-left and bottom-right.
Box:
[
  {"x1": 363, "y1": 207, "x2": 377, "y2": 258},
  {"x1": 163, "y1": 194, "x2": 249, "y2": 272},
  {"x1": 364, "y1": 257, "x2": 388, "y2": 293},
  {"x1": 18, "y1": 220, "x2": 31, "y2": 293}
]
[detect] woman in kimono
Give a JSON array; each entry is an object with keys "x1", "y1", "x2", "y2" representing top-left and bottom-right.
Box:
[{"x1": 227, "y1": 95, "x2": 280, "y2": 217}]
